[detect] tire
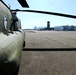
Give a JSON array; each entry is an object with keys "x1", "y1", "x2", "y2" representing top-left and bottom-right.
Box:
[
  {"x1": 13, "y1": 66, "x2": 19, "y2": 75},
  {"x1": 23, "y1": 41, "x2": 25, "y2": 47}
]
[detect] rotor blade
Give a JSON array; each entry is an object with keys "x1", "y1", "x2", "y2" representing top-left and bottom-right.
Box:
[
  {"x1": 11, "y1": 9, "x2": 76, "y2": 19},
  {"x1": 17, "y1": 0, "x2": 29, "y2": 7}
]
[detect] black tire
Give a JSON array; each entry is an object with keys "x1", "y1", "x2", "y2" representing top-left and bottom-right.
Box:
[
  {"x1": 23, "y1": 41, "x2": 25, "y2": 47},
  {"x1": 13, "y1": 66, "x2": 19, "y2": 75}
]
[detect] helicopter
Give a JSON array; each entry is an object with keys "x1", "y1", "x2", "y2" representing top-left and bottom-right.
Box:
[{"x1": 0, "y1": 0, "x2": 76, "y2": 75}]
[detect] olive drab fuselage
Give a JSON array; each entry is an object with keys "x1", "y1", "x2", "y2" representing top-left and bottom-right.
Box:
[{"x1": 0, "y1": 1, "x2": 25, "y2": 75}]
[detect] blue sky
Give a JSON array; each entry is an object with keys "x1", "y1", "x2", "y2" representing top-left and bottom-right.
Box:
[{"x1": 3, "y1": 0, "x2": 76, "y2": 29}]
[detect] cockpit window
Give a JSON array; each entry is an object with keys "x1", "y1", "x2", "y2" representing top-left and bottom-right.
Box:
[{"x1": 4, "y1": 16, "x2": 8, "y2": 30}]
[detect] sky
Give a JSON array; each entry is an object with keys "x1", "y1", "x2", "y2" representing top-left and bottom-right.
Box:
[{"x1": 3, "y1": 0, "x2": 76, "y2": 29}]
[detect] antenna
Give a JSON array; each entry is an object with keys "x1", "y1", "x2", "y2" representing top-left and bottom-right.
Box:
[{"x1": 8, "y1": 4, "x2": 11, "y2": 9}]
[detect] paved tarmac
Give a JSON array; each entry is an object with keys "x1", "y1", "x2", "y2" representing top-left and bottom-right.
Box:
[{"x1": 18, "y1": 30, "x2": 76, "y2": 75}]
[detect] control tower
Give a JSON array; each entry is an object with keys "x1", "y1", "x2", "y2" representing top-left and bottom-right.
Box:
[{"x1": 47, "y1": 21, "x2": 50, "y2": 30}]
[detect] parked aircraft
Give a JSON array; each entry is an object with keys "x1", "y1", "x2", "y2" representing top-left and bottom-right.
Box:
[{"x1": 0, "y1": 0, "x2": 76, "y2": 75}]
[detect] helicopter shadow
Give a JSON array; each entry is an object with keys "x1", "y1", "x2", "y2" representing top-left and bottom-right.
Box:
[{"x1": 23, "y1": 48, "x2": 76, "y2": 51}]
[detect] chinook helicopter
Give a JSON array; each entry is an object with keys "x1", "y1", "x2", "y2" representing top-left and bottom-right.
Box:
[{"x1": 0, "y1": 0, "x2": 76, "y2": 75}]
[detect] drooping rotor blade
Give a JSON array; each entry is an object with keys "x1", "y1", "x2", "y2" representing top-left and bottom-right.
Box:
[
  {"x1": 17, "y1": 0, "x2": 29, "y2": 7},
  {"x1": 11, "y1": 9, "x2": 76, "y2": 19}
]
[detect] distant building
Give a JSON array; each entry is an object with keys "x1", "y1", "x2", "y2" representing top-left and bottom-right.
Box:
[
  {"x1": 63, "y1": 25, "x2": 76, "y2": 31},
  {"x1": 47, "y1": 21, "x2": 50, "y2": 30},
  {"x1": 74, "y1": 26, "x2": 76, "y2": 31},
  {"x1": 54, "y1": 25, "x2": 76, "y2": 31},
  {"x1": 54, "y1": 26, "x2": 63, "y2": 31},
  {"x1": 66, "y1": 25, "x2": 70, "y2": 31},
  {"x1": 63, "y1": 25, "x2": 71, "y2": 31}
]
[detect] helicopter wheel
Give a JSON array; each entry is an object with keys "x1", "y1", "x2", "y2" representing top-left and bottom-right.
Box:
[
  {"x1": 23, "y1": 41, "x2": 25, "y2": 47},
  {"x1": 12, "y1": 66, "x2": 19, "y2": 75}
]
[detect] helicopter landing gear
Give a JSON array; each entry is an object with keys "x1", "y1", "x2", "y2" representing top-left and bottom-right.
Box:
[
  {"x1": 12, "y1": 66, "x2": 19, "y2": 75},
  {"x1": 23, "y1": 41, "x2": 25, "y2": 47}
]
